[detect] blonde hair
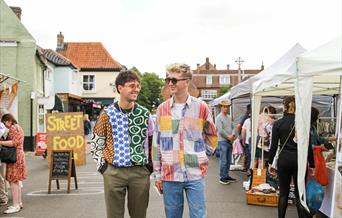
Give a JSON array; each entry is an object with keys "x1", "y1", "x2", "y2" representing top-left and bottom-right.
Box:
[{"x1": 166, "y1": 63, "x2": 192, "y2": 79}]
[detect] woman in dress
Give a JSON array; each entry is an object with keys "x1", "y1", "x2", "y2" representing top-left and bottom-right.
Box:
[{"x1": 0, "y1": 113, "x2": 26, "y2": 214}]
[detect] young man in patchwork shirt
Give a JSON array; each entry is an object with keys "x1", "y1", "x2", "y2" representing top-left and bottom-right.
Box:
[
  {"x1": 90, "y1": 70, "x2": 154, "y2": 218},
  {"x1": 153, "y1": 63, "x2": 218, "y2": 218}
]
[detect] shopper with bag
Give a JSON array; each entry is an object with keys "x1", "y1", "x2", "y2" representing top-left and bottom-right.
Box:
[
  {"x1": 268, "y1": 96, "x2": 315, "y2": 218},
  {"x1": 0, "y1": 114, "x2": 26, "y2": 214}
]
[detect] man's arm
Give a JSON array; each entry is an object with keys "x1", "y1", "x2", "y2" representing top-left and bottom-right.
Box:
[
  {"x1": 203, "y1": 105, "x2": 218, "y2": 156},
  {"x1": 90, "y1": 111, "x2": 108, "y2": 174},
  {"x1": 152, "y1": 109, "x2": 162, "y2": 180},
  {"x1": 215, "y1": 115, "x2": 230, "y2": 140},
  {"x1": 145, "y1": 115, "x2": 155, "y2": 173}
]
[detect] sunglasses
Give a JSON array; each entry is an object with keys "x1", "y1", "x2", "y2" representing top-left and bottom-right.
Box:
[{"x1": 164, "y1": 77, "x2": 189, "y2": 85}]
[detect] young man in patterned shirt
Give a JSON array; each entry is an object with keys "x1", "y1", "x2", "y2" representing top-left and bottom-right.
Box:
[
  {"x1": 153, "y1": 63, "x2": 218, "y2": 218},
  {"x1": 90, "y1": 70, "x2": 154, "y2": 218}
]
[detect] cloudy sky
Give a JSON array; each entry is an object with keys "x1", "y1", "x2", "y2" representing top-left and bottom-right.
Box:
[{"x1": 5, "y1": 0, "x2": 341, "y2": 77}]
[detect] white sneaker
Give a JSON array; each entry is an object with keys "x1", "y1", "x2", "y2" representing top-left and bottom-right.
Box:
[{"x1": 4, "y1": 205, "x2": 20, "y2": 214}]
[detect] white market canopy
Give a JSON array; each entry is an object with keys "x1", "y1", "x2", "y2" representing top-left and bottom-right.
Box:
[
  {"x1": 230, "y1": 43, "x2": 307, "y2": 99},
  {"x1": 250, "y1": 37, "x2": 342, "y2": 211}
]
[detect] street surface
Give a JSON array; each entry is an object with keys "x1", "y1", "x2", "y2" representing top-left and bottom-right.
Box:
[{"x1": 0, "y1": 152, "x2": 298, "y2": 218}]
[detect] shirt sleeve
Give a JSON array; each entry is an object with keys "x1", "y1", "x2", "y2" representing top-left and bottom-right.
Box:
[
  {"x1": 203, "y1": 104, "x2": 218, "y2": 156},
  {"x1": 145, "y1": 115, "x2": 155, "y2": 163},
  {"x1": 90, "y1": 111, "x2": 108, "y2": 174},
  {"x1": 152, "y1": 109, "x2": 162, "y2": 180}
]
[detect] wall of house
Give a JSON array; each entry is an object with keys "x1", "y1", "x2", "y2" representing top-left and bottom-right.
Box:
[
  {"x1": 0, "y1": 0, "x2": 40, "y2": 150},
  {"x1": 80, "y1": 71, "x2": 119, "y2": 100},
  {"x1": 54, "y1": 67, "x2": 82, "y2": 97}
]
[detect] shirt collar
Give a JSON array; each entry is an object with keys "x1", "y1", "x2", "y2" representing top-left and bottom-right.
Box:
[{"x1": 170, "y1": 94, "x2": 192, "y2": 108}]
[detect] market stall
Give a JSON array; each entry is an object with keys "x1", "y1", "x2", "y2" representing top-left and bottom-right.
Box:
[{"x1": 251, "y1": 37, "x2": 342, "y2": 213}]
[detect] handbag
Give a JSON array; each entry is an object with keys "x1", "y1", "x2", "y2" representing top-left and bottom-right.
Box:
[
  {"x1": 271, "y1": 124, "x2": 295, "y2": 170},
  {"x1": 313, "y1": 146, "x2": 329, "y2": 186},
  {"x1": 0, "y1": 146, "x2": 17, "y2": 163},
  {"x1": 232, "y1": 138, "x2": 244, "y2": 155}
]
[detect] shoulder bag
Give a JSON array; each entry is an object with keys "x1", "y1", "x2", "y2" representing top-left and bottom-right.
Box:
[{"x1": 0, "y1": 145, "x2": 17, "y2": 163}]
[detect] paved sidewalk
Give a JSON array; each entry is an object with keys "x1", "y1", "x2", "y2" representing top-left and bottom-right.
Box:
[{"x1": 0, "y1": 152, "x2": 299, "y2": 217}]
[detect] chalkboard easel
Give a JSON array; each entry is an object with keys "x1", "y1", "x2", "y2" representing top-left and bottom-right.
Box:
[{"x1": 48, "y1": 150, "x2": 78, "y2": 193}]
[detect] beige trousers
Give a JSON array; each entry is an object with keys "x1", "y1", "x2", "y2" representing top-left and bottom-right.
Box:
[
  {"x1": 0, "y1": 163, "x2": 8, "y2": 203},
  {"x1": 103, "y1": 164, "x2": 150, "y2": 218}
]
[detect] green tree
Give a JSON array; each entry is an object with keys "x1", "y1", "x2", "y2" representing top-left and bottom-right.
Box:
[
  {"x1": 137, "y1": 72, "x2": 164, "y2": 111},
  {"x1": 218, "y1": 85, "x2": 232, "y2": 97}
]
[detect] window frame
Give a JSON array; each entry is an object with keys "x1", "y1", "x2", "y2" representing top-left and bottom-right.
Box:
[{"x1": 82, "y1": 74, "x2": 96, "y2": 93}]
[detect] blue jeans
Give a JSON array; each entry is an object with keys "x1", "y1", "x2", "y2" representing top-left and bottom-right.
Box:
[
  {"x1": 163, "y1": 179, "x2": 206, "y2": 218},
  {"x1": 219, "y1": 141, "x2": 232, "y2": 178}
]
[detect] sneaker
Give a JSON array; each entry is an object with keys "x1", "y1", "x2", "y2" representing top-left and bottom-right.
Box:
[
  {"x1": 219, "y1": 178, "x2": 230, "y2": 185},
  {"x1": 227, "y1": 176, "x2": 237, "y2": 183},
  {"x1": 4, "y1": 205, "x2": 20, "y2": 214}
]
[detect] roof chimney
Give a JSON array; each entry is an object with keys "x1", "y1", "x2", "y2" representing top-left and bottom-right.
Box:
[
  {"x1": 227, "y1": 64, "x2": 230, "y2": 70},
  {"x1": 261, "y1": 61, "x2": 264, "y2": 70},
  {"x1": 205, "y1": 57, "x2": 209, "y2": 70},
  {"x1": 214, "y1": 64, "x2": 216, "y2": 70},
  {"x1": 57, "y1": 32, "x2": 65, "y2": 50},
  {"x1": 10, "y1": 7, "x2": 22, "y2": 20}
]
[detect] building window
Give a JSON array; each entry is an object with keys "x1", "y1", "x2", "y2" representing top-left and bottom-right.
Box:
[
  {"x1": 44, "y1": 69, "x2": 52, "y2": 81},
  {"x1": 38, "y1": 105, "x2": 45, "y2": 132},
  {"x1": 83, "y1": 75, "x2": 95, "y2": 92},
  {"x1": 201, "y1": 89, "x2": 217, "y2": 100},
  {"x1": 206, "y1": 75, "x2": 212, "y2": 85},
  {"x1": 219, "y1": 75, "x2": 230, "y2": 85}
]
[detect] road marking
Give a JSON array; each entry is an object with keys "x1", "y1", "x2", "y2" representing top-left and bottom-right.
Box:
[{"x1": 27, "y1": 188, "x2": 104, "y2": 196}]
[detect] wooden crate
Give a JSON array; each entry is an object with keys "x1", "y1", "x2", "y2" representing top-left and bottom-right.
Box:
[
  {"x1": 246, "y1": 168, "x2": 278, "y2": 207},
  {"x1": 246, "y1": 191, "x2": 278, "y2": 207}
]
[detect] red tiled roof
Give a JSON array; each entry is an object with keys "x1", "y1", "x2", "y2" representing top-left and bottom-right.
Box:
[{"x1": 58, "y1": 42, "x2": 122, "y2": 70}]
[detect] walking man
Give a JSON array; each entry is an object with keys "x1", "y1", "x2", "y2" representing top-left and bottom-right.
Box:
[
  {"x1": 90, "y1": 70, "x2": 154, "y2": 218},
  {"x1": 215, "y1": 99, "x2": 236, "y2": 184},
  {"x1": 153, "y1": 63, "x2": 217, "y2": 218}
]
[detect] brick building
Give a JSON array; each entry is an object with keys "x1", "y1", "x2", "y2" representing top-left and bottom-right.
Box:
[{"x1": 192, "y1": 57, "x2": 264, "y2": 102}]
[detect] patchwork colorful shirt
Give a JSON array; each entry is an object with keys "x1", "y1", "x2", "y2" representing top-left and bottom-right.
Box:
[
  {"x1": 90, "y1": 102, "x2": 154, "y2": 173},
  {"x1": 152, "y1": 95, "x2": 218, "y2": 182}
]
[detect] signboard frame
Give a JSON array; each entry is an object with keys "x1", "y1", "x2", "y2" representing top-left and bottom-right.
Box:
[{"x1": 48, "y1": 150, "x2": 78, "y2": 194}]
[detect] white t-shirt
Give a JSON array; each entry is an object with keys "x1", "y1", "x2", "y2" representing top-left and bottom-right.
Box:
[
  {"x1": 172, "y1": 103, "x2": 186, "y2": 119},
  {"x1": 242, "y1": 118, "x2": 251, "y2": 143}
]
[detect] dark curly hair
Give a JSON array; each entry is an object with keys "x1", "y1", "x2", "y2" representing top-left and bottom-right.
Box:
[{"x1": 115, "y1": 70, "x2": 140, "y2": 94}]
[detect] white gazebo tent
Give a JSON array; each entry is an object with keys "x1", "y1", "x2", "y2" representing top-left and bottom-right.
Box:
[
  {"x1": 230, "y1": 43, "x2": 307, "y2": 100},
  {"x1": 251, "y1": 37, "x2": 342, "y2": 212}
]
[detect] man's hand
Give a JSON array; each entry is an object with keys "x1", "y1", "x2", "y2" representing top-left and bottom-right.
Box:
[
  {"x1": 155, "y1": 180, "x2": 163, "y2": 194},
  {"x1": 227, "y1": 135, "x2": 234, "y2": 142}
]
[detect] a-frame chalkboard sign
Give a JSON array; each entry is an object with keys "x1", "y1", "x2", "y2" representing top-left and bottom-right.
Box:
[{"x1": 48, "y1": 150, "x2": 78, "y2": 193}]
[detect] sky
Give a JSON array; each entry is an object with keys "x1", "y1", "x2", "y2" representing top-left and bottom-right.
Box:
[{"x1": 4, "y1": 0, "x2": 342, "y2": 77}]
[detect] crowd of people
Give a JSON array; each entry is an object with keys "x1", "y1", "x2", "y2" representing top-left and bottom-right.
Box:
[{"x1": 0, "y1": 62, "x2": 336, "y2": 218}]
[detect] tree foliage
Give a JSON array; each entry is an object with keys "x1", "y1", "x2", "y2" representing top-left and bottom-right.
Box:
[
  {"x1": 218, "y1": 85, "x2": 232, "y2": 97},
  {"x1": 137, "y1": 72, "x2": 164, "y2": 111}
]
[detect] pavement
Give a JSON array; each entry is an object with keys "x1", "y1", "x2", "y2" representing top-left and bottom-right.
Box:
[{"x1": 0, "y1": 152, "x2": 299, "y2": 218}]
